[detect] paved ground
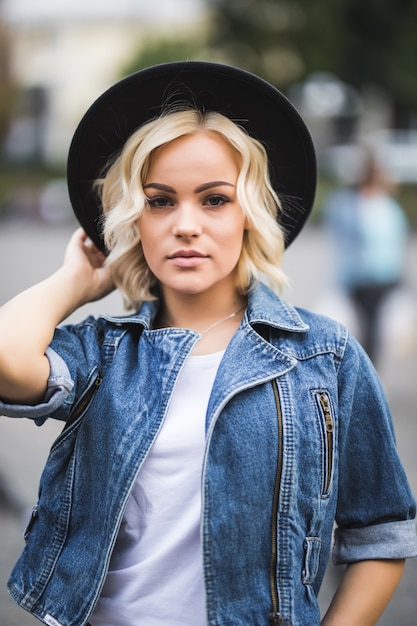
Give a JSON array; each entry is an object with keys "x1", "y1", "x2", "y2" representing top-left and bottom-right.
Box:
[{"x1": 0, "y1": 220, "x2": 416, "y2": 624}]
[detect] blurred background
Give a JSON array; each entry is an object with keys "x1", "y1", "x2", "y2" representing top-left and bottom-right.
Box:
[{"x1": 1, "y1": 0, "x2": 416, "y2": 623}]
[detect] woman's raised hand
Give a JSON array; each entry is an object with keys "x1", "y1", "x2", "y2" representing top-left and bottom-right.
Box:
[{"x1": 62, "y1": 228, "x2": 115, "y2": 305}]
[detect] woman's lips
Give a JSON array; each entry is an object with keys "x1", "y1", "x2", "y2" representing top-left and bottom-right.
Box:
[{"x1": 167, "y1": 250, "x2": 208, "y2": 268}]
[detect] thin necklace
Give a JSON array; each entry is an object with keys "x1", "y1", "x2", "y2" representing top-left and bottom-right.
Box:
[
  {"x1": 159, "y1": 305, "x2": 245, "y2": 337},
  {"x1": 199, "y1": 305, "x2": 245, "y2": 337}
]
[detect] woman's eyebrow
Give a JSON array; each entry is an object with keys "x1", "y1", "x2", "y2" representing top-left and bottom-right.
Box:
[
  {"x1": 143, "y1": 181, "x2": 235, "y2": 194},
  {"x1": 194, "y1": 181, "x2": 235, "y2": 193},
  {"x1": 143, "y1": 182, "x2": 176, "y2": 193}
]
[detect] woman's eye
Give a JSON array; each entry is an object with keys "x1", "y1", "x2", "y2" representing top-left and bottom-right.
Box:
[
  {"x1": 204, "y1": 194, "x2": 230, "y2": 207},
  {"x1": 146, "y1": 196, "x2": 172, "y2": 208}
]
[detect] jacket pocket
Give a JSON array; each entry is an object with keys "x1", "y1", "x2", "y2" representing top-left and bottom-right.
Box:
[
  {"x1": 23, "y1": 505, "x2": 39, "y2": 541},
  {"x1": 60, "y1": 366, "x2": 102, "y2": 434},
  {"x1": 15, "y1": 449, "x2": 78, "y2": 609},
  {"x1": 312, "y1": 390, "x2": 335, "y2": 497}
]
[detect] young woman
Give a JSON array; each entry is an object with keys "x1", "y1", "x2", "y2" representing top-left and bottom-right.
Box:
[{"x1": 0, "y1": 62, "x2": 416, "y2": 626}]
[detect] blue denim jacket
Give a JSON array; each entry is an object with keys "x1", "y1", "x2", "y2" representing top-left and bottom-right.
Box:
[{"x1": 1, "y1": 282, "x2": 416, "y2": 626}]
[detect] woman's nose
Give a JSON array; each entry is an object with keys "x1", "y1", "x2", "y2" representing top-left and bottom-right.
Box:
[{"x1": 172, "y1": 205, "x2": 202, "y2": 238}]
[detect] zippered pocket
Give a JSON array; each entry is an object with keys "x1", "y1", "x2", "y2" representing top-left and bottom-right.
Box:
[
  {"x1": 23, "y1": 504, "x2": 39, "y2": 541},
  {"x1": 312, "y1": 390, "x2": 335, "y2": 497},
  {"x1": 61, "y1": 368, "x2": 102, "y2": 433}
]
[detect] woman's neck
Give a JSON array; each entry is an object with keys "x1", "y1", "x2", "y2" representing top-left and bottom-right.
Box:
[{"x1": 155, "y1": 290, "x2": 247, "y2": 355}]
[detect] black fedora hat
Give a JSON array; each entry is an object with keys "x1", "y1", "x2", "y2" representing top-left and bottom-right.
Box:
[{"x1": 67, "y1": 61, "x2": 316, "y2": 251}]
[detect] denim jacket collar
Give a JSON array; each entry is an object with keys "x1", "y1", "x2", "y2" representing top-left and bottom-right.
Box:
[{"x1": 98, "y1": 281, "x2": 309, "y2": 335}]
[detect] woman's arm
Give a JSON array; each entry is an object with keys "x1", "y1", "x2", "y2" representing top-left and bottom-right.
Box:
[
  {"x1": 321, "y1": 558, "x2": 405, "y2": 625},
  {"x1": 0, "y1": 229, "x2": 114, "y2": 405}
]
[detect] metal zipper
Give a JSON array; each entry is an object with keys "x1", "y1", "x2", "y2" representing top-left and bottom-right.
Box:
[
  {"x1": 62, "y1": 373, "x2": 102, "y2": 432},
  {"x1": 317, "y1": 392, "x2": 334, "y2": 496},
  {"x1": 269, "y1": 380, "x2": 285, "y2": 626}
]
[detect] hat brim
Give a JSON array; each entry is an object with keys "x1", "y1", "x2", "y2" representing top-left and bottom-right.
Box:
[{"x1": 67, "y1": 61, "x2": 316, "y2": 251}]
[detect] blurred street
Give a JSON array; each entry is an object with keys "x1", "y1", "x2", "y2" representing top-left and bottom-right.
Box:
[{"x1": 1, "y1": 221, "x2": 416, "y2": 624}]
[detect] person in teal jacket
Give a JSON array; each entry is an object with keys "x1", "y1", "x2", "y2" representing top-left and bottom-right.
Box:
[
  {"x1": 0, "y1": 62, "x2": 416, "y2": 626},
  {"x1": 322, "y1": 154, "x2": 409, "y2": 365}
]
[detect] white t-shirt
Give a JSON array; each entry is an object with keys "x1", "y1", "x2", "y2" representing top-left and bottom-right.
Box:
[{"x1": 90, "y1": 350, "x2": 224, "y2": 626}]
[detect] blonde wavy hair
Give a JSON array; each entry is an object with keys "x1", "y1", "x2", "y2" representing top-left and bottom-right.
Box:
[{"x1": 95, "y1": 108, "x2": 288, "y2": 310}]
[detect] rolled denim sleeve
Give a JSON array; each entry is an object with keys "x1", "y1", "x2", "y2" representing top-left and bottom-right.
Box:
[
  {"x1": 334, "y1": 333, "x2": 417, "y2": 561},
  {"x1": 333, "y1": 519, "x2": 417, "y2": 564},
  {"x1": 0, "y1": 347, "x2": 74, "y2": 422}
]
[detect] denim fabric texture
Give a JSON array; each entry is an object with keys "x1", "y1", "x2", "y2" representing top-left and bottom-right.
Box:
[{"x1": 1, "y1": 282, "x2": 416, "y2": 626}]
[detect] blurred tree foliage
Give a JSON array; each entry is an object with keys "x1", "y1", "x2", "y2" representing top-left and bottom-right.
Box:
[
  {"x1": 206, "y1": 0, "x2": 417, "y2": 127},
  {"x1": 122, "y1": 35, "x2": 210, "y2": 77},
  {"x1": 123, "y1": 0, "x2": 417, "y2": 128},
  {"x1": 206, "y1": 0, "x2": 307, "y2": 87},
  {"x1": 0, "y1": 11, "x2": 16, "y2": 149}
]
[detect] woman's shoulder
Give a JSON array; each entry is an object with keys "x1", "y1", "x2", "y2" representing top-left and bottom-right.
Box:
[
  {"x1": 294, "y1": 305, "x2": 346, "y2": 332},
  {"x1": 290, "y1": 305, "x2": 377, "y2": 378},
  {"x1": 286, "y1": 305, "x2": 350, "y2": 358},
  {"x1": 250, "y1": 283, "x2": 351, "y2": 353}
]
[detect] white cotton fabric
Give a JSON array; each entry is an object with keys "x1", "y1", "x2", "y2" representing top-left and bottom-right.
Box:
[{"x1": 90, "y1": 350, "x2": 225, "y2": 626}]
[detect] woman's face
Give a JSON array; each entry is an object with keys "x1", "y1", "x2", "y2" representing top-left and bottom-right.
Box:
[{"x1": 139, "y1": 130, "x2": 248, "y2": 301}]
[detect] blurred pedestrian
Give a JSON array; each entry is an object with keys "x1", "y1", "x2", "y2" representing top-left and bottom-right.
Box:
[
  {"x1": 322, "y1": 153, "x2": 409, "y2": 365},
  {"x1": 0, "y1": 62, "x2": 416, "y2": 626}
]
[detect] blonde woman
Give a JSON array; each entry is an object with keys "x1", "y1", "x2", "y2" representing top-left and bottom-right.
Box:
[{"x1": 0, "y1": 62, "x2": 416, "y2": 626}]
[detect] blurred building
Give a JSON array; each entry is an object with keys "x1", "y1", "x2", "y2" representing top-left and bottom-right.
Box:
[{"x1": 1, "y1": 0, "x2": 206, "y2": 165}]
